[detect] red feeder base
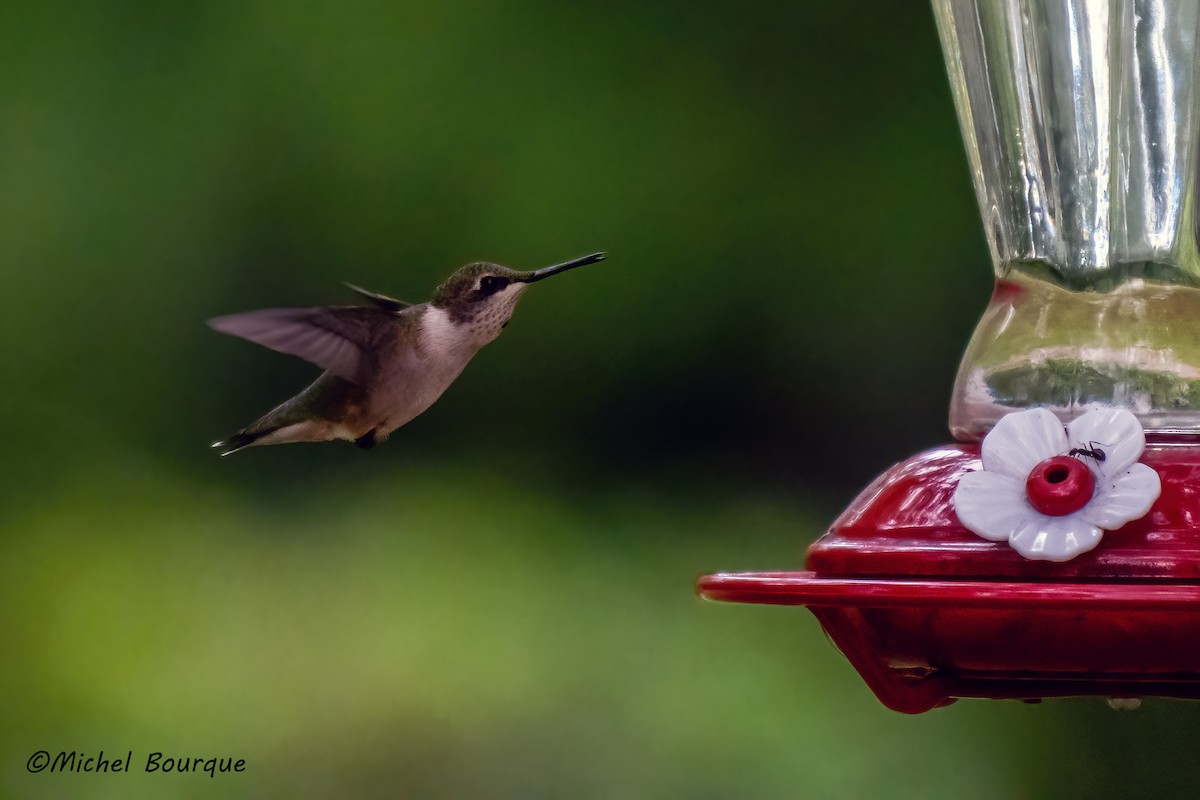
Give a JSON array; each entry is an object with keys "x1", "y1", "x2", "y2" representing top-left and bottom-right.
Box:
[{"x1": 698, "y1": 442, "x2": 1200, "y2": 713}]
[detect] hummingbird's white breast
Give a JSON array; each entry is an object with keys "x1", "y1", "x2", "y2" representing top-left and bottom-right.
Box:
[
  {"x1": 419, "y1": 305, "x2": 477, "y2": 359},
  {"x1": 367, "y1": 305, "x2": 480, "y2": 438}
]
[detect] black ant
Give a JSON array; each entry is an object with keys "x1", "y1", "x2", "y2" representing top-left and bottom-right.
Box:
[{"x1": 1068, "y1": 441, "x2": 1109, "y2": 464}]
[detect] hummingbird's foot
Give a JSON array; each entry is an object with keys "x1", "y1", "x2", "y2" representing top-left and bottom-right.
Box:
[{"x1": 354, "y1": 429, "x2": 378, "y2": 450}]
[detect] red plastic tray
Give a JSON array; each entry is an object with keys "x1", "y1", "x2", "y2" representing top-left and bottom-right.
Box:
[{"x1": 698, "y1": 442, "x2": 1200, "y2": 713}]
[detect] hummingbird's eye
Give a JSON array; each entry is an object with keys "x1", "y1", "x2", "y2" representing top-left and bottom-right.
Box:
[{"x1": 477, "y1": 275, "x2": 510, "y2": 297}]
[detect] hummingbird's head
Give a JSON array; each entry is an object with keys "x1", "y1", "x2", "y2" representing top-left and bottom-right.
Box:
[
  {"x1": 431, "y1": 253, "x2": 605, "y2": 344},
  {"x1": 433, "y1": 263, "x2": 525, "y2": 318}
]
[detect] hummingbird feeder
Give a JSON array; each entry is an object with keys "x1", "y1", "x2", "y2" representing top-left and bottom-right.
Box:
[{"x1": 699, "y1": 0, "x2": 1200, "y2": 712}]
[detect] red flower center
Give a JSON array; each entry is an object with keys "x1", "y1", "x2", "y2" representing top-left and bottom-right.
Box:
[{"x1": 1025, "y1": 455, "x2": 1095, "y2": 516}]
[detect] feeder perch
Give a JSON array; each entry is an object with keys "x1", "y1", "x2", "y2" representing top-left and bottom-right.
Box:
[{"x1": 699, "y1": 0, "x2": 1200, "y2": 712}]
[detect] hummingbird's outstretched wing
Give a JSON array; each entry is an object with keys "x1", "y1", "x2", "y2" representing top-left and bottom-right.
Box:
[
  {"x1": 206, "y1": 306, "x2": 390, "y2": 384},
  {"x1": 343, "y1": 283, "x2": 411, "y2": 312}
]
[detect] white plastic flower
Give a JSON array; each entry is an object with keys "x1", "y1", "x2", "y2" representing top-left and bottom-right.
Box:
[{"x1": 953, "y1": 408, "x2": 1161, "y2": 562}]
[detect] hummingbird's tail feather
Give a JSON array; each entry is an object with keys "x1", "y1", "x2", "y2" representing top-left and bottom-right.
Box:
[
  {"x1": 211, "y1": 398, "x2": 341, "y2": 456},
  {"x1": 211, "y1": 373, "x2": 357, "y2": 456},
  {"x1": 210, "y1": 431, "x2": 269, "y2": 457}
]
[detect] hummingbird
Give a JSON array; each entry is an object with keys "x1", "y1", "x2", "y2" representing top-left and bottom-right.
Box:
[{"x1": 207, "y1": 252, "x2": 605, "y2": 455}]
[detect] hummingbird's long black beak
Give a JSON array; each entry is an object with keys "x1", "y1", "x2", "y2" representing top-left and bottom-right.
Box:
[{"x1": 521, "y1": 252, "x2": 606, "y2": 283}]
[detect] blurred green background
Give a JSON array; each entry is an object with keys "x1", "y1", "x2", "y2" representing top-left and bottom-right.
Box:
[{"x1": 5, "y1": 1, "x2": 1200, "y2": 797}]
